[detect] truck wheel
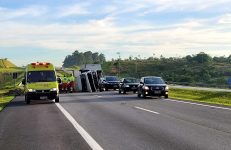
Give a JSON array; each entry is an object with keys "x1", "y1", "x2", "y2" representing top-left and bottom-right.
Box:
[
  {"x1": 25, "y1": 95, "x2": 30, "y2": 104},
  {"x1": 55, "y1": 97, "x2": 59, "y2": 103}
]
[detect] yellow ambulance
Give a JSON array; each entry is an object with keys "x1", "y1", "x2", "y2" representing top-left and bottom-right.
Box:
[{"x1": 22, "y1": 62, "x2": 60, "y2": 104}]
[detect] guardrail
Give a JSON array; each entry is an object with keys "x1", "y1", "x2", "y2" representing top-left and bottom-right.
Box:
[{"x1": 168, "y1": 81, "x2": 230, "y2": 89}]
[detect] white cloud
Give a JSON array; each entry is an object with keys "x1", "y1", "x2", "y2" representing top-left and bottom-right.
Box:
[
  {"x1": 0, "y1": 15, "x2": 230, "y2": 60},
  {"x1": 0, "y1": 0, "x2": 231, "y2": 65},
  {"x1": 0, "y1": 6, "x2": 47, "y2": 20},
  {"x1": 125, "y1": 0, "x2": 231, "y2": 14},
  {"x1": 219, "y1": 14, "x2": 231, "y2": 24},
  {"x1": 57, "y1": 3, "x2": 90, "y2": 17}
]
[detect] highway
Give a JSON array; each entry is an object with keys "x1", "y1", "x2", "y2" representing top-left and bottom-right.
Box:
[{"x1": 1, "y1": 91, "x2": 231, "y2": 150}]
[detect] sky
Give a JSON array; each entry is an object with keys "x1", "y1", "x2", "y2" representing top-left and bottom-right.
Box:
[{"x1": 0, "y1": 0, "x2": 231, "y2": 66}]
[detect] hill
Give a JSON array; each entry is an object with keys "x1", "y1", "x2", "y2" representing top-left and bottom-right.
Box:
[
  {"x1": 0, "y1": 59, "x2": 24, "y2": 89},
  {"x1": 0, "y1": 58, "x2": 17, "y2": 68}
]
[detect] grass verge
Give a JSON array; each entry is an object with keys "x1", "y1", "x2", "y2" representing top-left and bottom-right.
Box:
[
  {"x1": 0, "y1": 90, "x2": 14, "y2": 111},
  {"x1": 170, "y1": 88, "x2": 231, "y2": 107}
]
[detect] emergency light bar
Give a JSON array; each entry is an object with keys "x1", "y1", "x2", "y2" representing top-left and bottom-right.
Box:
[{"x1": 31, "y1": 62, "x2": 50, "y2": 68}]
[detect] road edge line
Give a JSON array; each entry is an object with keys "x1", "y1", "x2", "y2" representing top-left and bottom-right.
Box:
[
  {"x1": 163, "y1": 99, "x2": 231, "y2": 111},
  {"x1": 55, "y1": 103, "x2": 104, "y2": 150}
]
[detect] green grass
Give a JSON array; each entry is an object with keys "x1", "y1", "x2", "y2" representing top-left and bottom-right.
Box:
[
  {"x1": 0, "y1": 67, "x2": 24, "y2": 73},
  {"x1": 0, "y1": 59, "x2": 17, "y2": 68},
  {"x1": 0, "y1": 90, "x2": 14, "y2": 111},
  {"x1": 0, "y1": 71, "x2": 24, "y2": 89},
  {"x1": 65, "y1": 66, "x2": 80, "y2": 70},
  {"x1": 170, "y1": 88, "x2": 231, "y2": 106}
]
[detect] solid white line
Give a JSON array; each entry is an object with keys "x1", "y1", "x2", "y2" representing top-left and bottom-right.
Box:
[
  {"x1": 163, "y1": 99, "x2": 231, "y2": 111},
  {"x1": 55, "y1": 103, "x2": 104, "y2": 150},
  {"x1": 134, "y1": 106, "x2": 160, "y2": 114}
]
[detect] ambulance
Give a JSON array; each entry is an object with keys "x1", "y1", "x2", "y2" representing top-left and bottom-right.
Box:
[{"x1": 22, "y1": 62, "x2": 60, "y2": 104}]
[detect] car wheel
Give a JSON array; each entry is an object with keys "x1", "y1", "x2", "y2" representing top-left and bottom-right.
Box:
[
  {"x1": 55, "y1": 97, "x2": 59, "y2": 103},
  {"x1": 105, "y1": 88, "x2": 108, "y2": 91},
  {"x1": 164, "y1": 94, "x2": 168, "y2": 99},
  {"x1": 141, "y1": 91, "x2": 146, "y2": 98},
  {"x1": 137, "y1": 90, "x2": 141, "y2": 97},
  {"x1": 25, "y1": 95, "x2": 30, "y2": 104},
  {"x1": 119, "y1": 89, "x2": 121, "y2": 94},
  {"x1": 123, "y1": 90, "x2": 126, "y2": 94}
]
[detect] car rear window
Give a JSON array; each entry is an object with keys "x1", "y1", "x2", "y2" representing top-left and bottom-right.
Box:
[
  {"x1": 106, "y1": 76, "x2": 118, "y2": 81},
  {"x1": 124, "y1": 78, "x2": 138, "y2": 83},
  {"x1": 144, "y1": 77, "x2": 165, "y2": 84}
]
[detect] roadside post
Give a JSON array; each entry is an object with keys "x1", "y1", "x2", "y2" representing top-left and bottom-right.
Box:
[{"x1": 13, "y1": 72, "x2": 18, "y2": 87}]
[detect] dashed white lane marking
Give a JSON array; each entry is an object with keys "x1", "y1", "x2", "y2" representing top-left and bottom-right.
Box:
[
  {"x1": 93, "y1": 95, "x2": 102, "y2": 98},
  {"x1": 163, "y1": 99, "x2": 231, "y2": 111},
  {"x1": 134, "y1": 106, "x2": 160, "y2": 115},
  {"x1": 55, "y1": 102, "x2": 104, "y2": 150}
]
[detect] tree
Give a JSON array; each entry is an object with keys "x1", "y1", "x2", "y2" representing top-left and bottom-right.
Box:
[
  {"x1": 84, "y1": 51, "x2": 93, "y2": 64},
  {"x1": 63, "y1": 50, "x2": 106, "y2": 67},
  {"x1": 99, "y1": 54, "x2": 106, "y2": 63},
  {"x1": 193, "y1": 52, "x2": 212, "y2": 64},
  {"x1": 92, "y1": 52, "x2": 100, "y2": 64}
]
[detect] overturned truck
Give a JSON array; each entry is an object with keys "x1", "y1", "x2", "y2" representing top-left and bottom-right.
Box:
[{"x1": 74, "y1": 64, "x2": 102, "y2": 93}]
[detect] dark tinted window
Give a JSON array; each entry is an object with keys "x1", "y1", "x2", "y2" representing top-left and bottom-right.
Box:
[
  {"x1": 105, "y1": 76, "x2": 118, "y2": 81},
  {"x1": 144, "y1": 77, "x2": 165, "y2": 84},
  {"x1": 27, "y1": 71, "x2": 56, "y2": 83},
  {"x1": 124, "y1": 78, "x2": 139, "y2": 83}
]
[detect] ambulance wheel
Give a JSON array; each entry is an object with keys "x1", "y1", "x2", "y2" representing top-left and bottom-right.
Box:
[
  {"x1": 55, "y1": 97, "x2": 59, "y2": 103},
  {"x1": 25, "y1": 95, "x2": 30, "y2": 104}
]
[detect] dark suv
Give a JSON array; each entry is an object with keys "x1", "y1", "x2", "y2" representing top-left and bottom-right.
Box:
[
  {"x1": 137, "y1": 76, "x2": 169, "y2": 98},
  {"x1": 99, "y1": 76, "x2": 120, "y2": 91},
  {"x1": 119, "y1": 77, "x2": 139, "y2": 94}
]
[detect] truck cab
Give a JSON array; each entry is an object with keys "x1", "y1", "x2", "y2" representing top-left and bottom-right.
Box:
[{"x1": 22, "y1": 62, "x2": 60, "y2": 104}]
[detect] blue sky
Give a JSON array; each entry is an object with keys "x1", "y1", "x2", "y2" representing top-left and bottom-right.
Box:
[{"x1": 0, "y1": 0, "x2": 231, "y2": 66}]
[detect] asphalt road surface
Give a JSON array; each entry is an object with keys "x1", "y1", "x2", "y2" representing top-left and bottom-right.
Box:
[{"x1": 1, "y1": 91, "x2": 231, "y2": 150}]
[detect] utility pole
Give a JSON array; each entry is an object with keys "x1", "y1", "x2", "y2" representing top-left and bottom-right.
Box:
[
  {"x1": 137, "y1": 55, "x2": 141, "y2": 78},
  {"x1": 116, "y1": 52, "x2": 121, "y2": 77}
]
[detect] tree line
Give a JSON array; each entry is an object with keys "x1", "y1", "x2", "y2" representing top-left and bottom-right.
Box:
[
  {"x1": 63, "y1": 51, "x2": 231, "y2": 86},
  {"x1": 63, "y1": 50, "x2": 106, "y2": 67},
  {"x1": 102, "y1": 52, "x2": 231, "y2": 87}
]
